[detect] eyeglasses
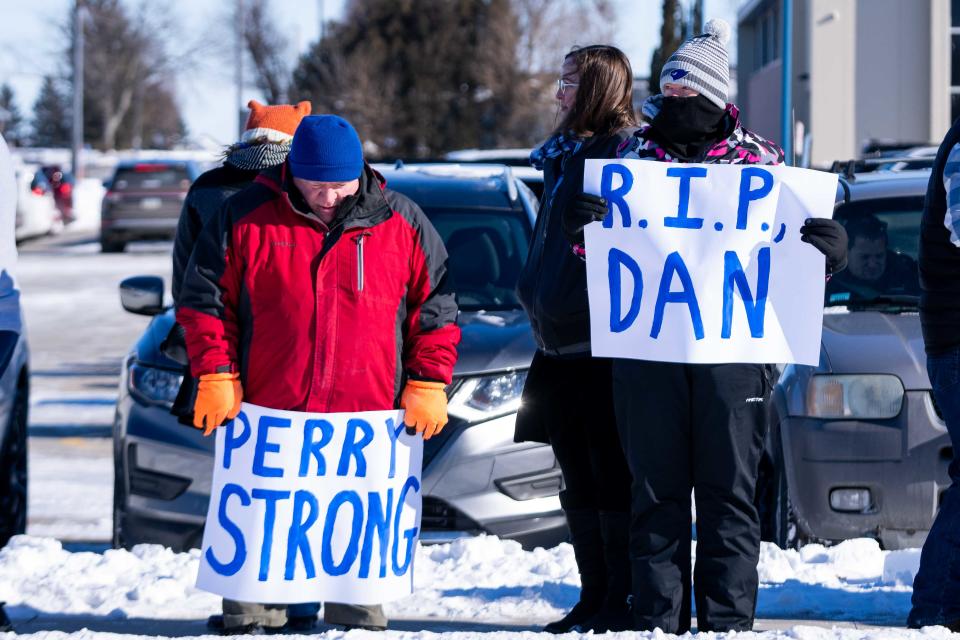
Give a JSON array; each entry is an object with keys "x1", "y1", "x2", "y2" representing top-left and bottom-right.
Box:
[{"x1": 557, "y1": 78, "x2": 579, "y2": 93}]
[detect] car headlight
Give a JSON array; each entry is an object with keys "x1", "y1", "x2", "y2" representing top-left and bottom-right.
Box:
[
  {"x1": 448, "y1": 370, "x2": 528, "y2": 422},
  {"x1": 804, "y1": 374, "x2": 904, "y2": 419},
  {"x1": 128, "y1": 362, "x2": 182, "y2": 407}
]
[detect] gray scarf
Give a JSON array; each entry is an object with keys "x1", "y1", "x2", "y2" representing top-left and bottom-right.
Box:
[{"x1": 224, "y1": 141, "x2": 290, "y2": 171}]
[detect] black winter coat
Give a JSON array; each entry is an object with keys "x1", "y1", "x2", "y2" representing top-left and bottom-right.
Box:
[
  {"x1": 920, "y1": 117, "x2": 960, "y2": 355},
  {"x1": 515, "y1": 129, "x2": 636, "y2": 357},
  {"x1": 171, "y1": 164, "x2": 261, "y2": 304}
]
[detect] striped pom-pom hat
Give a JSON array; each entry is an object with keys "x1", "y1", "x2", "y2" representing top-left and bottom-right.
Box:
[
  {"x1": 659, "y1": 18, "x2": 732, "y2": 109},
  {"x1": 241, "y1": 100, "x2": 312, "y2": 144}
]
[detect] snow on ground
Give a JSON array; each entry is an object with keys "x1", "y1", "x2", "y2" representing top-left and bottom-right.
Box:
[
  {"x1": 0, "y1": 534, "x2": 935, "y2": 639},
  {"x1": 26, "y1": 438, "x2": 113, "y2": 541},
  {"x1": 70, "y1": 179, "x2": 106, "y2": 232}
]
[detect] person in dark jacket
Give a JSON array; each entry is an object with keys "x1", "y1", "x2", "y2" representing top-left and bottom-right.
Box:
[
  {"x1": 165, "y1": 100, "x2": 311, "y2": 419},
  {"x1": 563, "y1": 20, "x2": 847, "y2": 634},
  {"x1": 178, "y1": 115, "x2": 460, "y2": 634},
  {"x1": 514, "y1": 44, "x2": 636, "y2": 634},
  {"x1": 908, "y1": 118, "x2": 960, "y2": 630}
]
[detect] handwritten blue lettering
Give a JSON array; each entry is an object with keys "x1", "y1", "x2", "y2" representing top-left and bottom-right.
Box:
[
  {"x1": 651, "y1": 252, "x2": 704, "y2": 340},
  {"x1": 223, "y1": 412, "x2": 250, "y2": 470},
  {"x1": 664, "y1": 167, "x2": 707, "y2": 229},
  {"x1": 337, "y1": 419, "x2": 374, "y2": 478},
  {"x1": 252, "y1": 415, "x2": 290, "y2": 478},
  {"x1": 392, "y1": 476, "x2": 421, "y2": 576},
  {"x1": 251, "y1": 488, "x2": 291, "y2": 581},
  {"x1": 284, "y1": 490, "x2": 319, "y2": 580},
  {"x1": 359, "y1": 489, "x2": 394, "y2": 579},
  {"x1": 722, "y1": 247, "x2": 770, "y2": 339},
  {"x1": 600, "y1": 164, "x2": 634, "y2": 228},
  {"x1": 205, "y1": 483, "x2": 249, "y2": 576},
  {"x1": 321, "y1": 491, "x2": 363, "y2": 576},
  {"x1": 298, "y1": 419, "x2": 334, "y2": 477},
  {"x1": 736, "y1": 167, "x2": 774, "y2": 230},
  {"x1": 608, "y1": 248, "x2": 643, "y2": 333}
]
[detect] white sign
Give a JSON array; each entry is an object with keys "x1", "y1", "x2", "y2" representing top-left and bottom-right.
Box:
[
  {"x1": 196, "y1": 403, "x2": 423, "y2": 605},
  {"x1": 584, "y1": 160, "x2": 838, "y2": 366}
]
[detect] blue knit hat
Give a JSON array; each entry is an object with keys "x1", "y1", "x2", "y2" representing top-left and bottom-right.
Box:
[{"x1": 288, "y1": 115, "x2": 363, "y2": 182}]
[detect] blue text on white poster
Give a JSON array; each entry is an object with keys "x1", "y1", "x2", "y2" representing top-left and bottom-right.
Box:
[
  {"x1": 583, "y1": 160, "x2": 838, "y2": 365},
  {"x1": 196, "y1": 403, "x2": 423, "y2": 605}
]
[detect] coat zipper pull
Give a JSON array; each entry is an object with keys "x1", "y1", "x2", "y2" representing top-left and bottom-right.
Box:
[{"x1": 355, "y1": 232, "x2": 372, "y2": 293}]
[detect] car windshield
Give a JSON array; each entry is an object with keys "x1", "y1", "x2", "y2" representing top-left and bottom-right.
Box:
[
  {"x1": 111, "y1": 165, "x2": 191, "y2": 191},
  {"x1": 423, "y1": 207, "x2": 531, "y2": 312},
  {"x1": 825, "y1": 196, "x2": 924, "y2": 311}
]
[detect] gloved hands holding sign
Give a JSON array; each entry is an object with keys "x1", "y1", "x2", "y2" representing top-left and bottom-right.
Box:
[
  {"x1": 401, "y1": 379, "x2": 448, "y2": 440},
  {"x1": 193, "y1": 372, "x2": 243, "y2": 436},
  {"x1": 562, "y1": 192, "x2": 609, "y2": 244},
  {"x1": 800, "y1": 218, "x2": 848, "y2": 274}
]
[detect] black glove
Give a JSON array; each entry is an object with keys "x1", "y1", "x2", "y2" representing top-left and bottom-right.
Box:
[
  {"x1": 562, "y1": 193, "x2": 609, "y2": 244},
  {"x1": 800, "y1": 217, "x2": 848, "y2": 274}
]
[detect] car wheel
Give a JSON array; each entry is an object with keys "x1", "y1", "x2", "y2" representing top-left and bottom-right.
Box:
[
  {"x1": 101, "y1": 238, "x2": 126, "y2": 253},
  {"x1": 0, "y1": 378, "x2": 28, "y2": 547}
]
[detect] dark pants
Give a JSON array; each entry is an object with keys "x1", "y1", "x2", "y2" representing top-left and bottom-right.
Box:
[
  {"x1": 524, "y1": 352, "x2": 632, "y2": 512},
  {"x1": 612, "y1": 360, "x2": 770, "y2": 634},
  {"x1": 909, "y1": 347, "x2": 960, "y2": 627},
  {"x1": 222, "y1": 600, "x2": 385, "y2": 630}
]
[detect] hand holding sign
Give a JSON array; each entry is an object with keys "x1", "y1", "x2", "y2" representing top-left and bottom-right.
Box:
[
  {"x1": 562, "y1": 193, "x2": 609, "y2": 244},
  {"x1": 583, "y1": 160, "x2": 839, "y2": 365}
]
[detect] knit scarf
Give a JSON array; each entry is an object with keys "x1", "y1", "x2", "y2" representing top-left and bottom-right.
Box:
[
  {"x1": 529, "y1": 131, "x2": 584, "y2": 171},
  {"x1": 224, "y1": 141, "x2": 291, "y2": 171}
]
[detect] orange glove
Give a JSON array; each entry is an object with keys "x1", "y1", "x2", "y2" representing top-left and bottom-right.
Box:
[
  {"x1": 193, "y1": 372, "x2": 243, "y2": 436},
  {"x1": 401, "y1": 380, "x2": 448, "y2": 440}
]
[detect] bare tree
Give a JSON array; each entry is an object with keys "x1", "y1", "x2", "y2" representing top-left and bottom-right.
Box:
[
  {"x1": 513, "y1": 0, "x2": 616, "y2": 74},
  {"x1": 65, "y1": 0, "x2": 185, "y2": 150},
  {"x1": 242, "y1": 0, "x2": 291, "y2": 104}
]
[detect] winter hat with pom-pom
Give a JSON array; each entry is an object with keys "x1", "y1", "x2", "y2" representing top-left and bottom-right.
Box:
[{"x1": 659, "y1": 18, "x2": 731, "y2": 109}]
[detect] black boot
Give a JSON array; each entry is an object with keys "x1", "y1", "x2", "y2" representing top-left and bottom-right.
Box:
[
  {"x1": 0, "y1": 602, "x2": 12, "y2": 632},
  {"x1": 543, "y1": 507, "x2": 606, "y2": 634},
  {"x1": 576, "y1": 511, "x2": 633, "y2": 633}
]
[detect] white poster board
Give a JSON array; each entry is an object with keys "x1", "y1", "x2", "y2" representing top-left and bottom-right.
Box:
[
  {"x1": 584, "y1": 160, "x2": 838, "y2": 366},
  {"x1": 196, "y1": 403, "x2": 423, "y2": 605}
]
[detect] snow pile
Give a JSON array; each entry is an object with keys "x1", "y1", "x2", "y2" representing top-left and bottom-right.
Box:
[
  {"x1": 0, "y1": 534, "x2": 926, "y2": 628},
  {"x1": 70, "y1": 178, "x2": 105, "y2": 232},
  {"x1": 0, "y1": 537, "x2": 219, "y2": 620},
  {"x1": 757, "y1": 539, "x2": 916, "y2": 624},
  {"x1": 391, "y1": 535, "x2": 577, "y2": 621}
]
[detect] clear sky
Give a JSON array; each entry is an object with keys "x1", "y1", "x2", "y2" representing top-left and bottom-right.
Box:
[{"x1": 0, "y1": 0, "x2": 742, "y2": 148}]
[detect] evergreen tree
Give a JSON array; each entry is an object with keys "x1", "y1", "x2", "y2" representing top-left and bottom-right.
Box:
[
  {"x1": 292, "y1": 0, "x2": 522, "y2": 157},
  {"x1": 0, "y1": 85, "x2": 26, "y2": 146},
  {"x1": 649, "y1": 0, "x2": 686, "y2": 95},
  {"x1": 32, "y1": 76, "x2": 71, "y2": 148}
]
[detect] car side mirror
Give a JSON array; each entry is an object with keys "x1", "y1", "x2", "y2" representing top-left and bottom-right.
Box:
[{"x1": 120, "y1": 276, "x2": 166, "y2": 316}]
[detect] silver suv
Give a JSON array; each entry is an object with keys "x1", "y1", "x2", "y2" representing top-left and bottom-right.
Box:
[{"x1": 762, "y1": 169, "x2": 943, "y2": 550}]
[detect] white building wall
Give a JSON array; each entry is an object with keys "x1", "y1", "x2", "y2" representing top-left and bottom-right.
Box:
[
  {"x1": 854, "y1": 0, "x2": 932, "y2": 149},
  {"x1": 808, "y1": 0, "x2": 857, "y2": 166}
]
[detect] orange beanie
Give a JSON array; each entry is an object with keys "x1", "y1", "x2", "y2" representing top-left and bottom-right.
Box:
[{"x1": 241, "y1": 100, "x2": 312, "y2": 144}]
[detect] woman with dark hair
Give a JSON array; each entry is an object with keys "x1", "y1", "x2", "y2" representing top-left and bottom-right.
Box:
[{"x1": 514, "y1": 44, "x2": 637, "y2": 635}]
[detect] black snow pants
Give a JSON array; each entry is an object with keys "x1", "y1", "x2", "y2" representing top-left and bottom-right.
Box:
[
  {"x1": 612, "y1": 359, "x2": 772, "y2": 634},
  {"x1": 521, "y1": 352, "x2": 632, "y2": 512}
]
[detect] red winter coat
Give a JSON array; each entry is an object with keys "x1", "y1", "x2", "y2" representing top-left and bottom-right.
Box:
[{"x1": 176, "y1": 162, "x2": 460, "y2": 413}]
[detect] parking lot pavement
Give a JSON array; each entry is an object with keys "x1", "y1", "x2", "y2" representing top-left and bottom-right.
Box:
[{"x1": 16, "y1": 230, "x2": 173, "y2": 541}]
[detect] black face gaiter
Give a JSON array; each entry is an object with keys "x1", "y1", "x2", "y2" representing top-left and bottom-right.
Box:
[{"x1": 650, "y1": 95, "x2": 728, "y2": 161}]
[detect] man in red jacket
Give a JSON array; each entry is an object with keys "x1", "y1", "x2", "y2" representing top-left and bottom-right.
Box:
[{"x1": 177, "y1": 114, "x2": 460, "y2": 633}]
